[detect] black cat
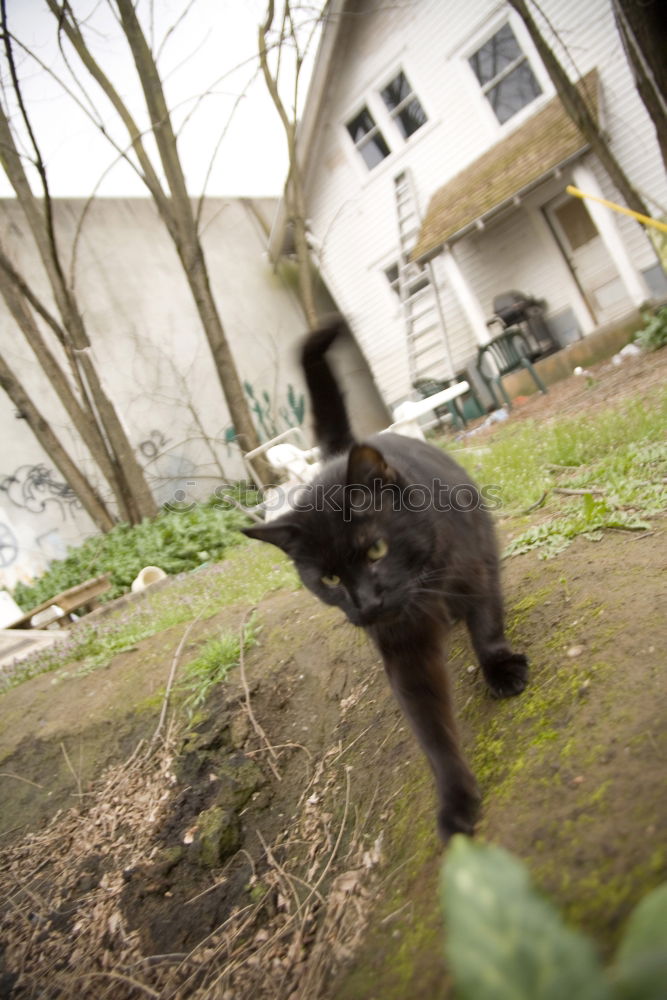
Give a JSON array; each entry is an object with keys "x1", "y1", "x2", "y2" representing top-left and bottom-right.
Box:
[{"x1": 243, "y1": 321, "x2": 528, "y2": 840}]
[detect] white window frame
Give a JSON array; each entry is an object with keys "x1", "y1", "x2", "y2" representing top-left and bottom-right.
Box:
[
  {"x1": 460, "y1": 11, "x2": 552, "y2": 136},
  {"x1": 342, "y1": 64, "x2": 430, "y2": 177},
  {"x1": 379, "y1": 69, "x2": 429, "y2": 143},
  {"x1": 345, "y1": 104, "x2": 392, "y2": 171}
]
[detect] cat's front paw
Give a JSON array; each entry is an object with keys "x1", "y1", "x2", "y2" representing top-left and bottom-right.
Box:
[
  {"x1": 483, "y1": 651, "x2": 529, "y2": 698},
  {"x1": 437, "y1": 785, "x2": 481, "y2": 842}
]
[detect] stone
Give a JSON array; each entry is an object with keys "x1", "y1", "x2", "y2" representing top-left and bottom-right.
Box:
[
  {"x1": 229, "y1": 710, "x2": 251, "y2": 748},
  {"x1": 195, "y1": 806, "x2": 242, "y2": 867},
  {"x1": 215, "y1": 753, "x2": 265, "y2": 811}
]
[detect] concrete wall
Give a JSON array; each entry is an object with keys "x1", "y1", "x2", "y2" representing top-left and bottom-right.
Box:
[
  {"x1": 302, "y1": 0, "x2": 667, "y2": 406},
  {"x1": 0, "y1": 197, "x2": 388, "y2": 589}
]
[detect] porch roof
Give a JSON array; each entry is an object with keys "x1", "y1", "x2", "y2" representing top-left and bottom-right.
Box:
[{"x1": 412, "y1": 70, "x2": 599, "y2": 262}]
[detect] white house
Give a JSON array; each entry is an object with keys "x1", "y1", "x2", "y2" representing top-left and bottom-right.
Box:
[{"x1": 275, "y1": 0, "x2": 667, "y2": 408}]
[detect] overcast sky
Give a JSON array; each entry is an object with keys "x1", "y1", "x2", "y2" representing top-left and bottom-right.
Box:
[{"x1": 0, "y1": 0, "x2": 320, "y2": 199}]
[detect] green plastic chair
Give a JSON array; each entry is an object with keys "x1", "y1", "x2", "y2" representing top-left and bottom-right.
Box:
[
  {"x1": 476, "y1": 328, "x2": 548, "y2": 410},
  {"x1": 413, "y1": 377, "x2": 484, "y2": 429}
]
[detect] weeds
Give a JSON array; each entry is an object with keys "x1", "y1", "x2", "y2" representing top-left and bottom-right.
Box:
[
  {"x1": 12, "y1": 490, "x2": 257, "y2": 611},
  {"x1": 634, "y1": 306, "x2": 667, "y2": 352},
  {"x1": 180, "y1": 613, "x2": 261, "y2": 714},
  {"x1": 451, "y1": 394, "x2": 666, "y2": 558}
]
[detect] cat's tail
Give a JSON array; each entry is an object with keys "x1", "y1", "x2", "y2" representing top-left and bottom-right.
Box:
[{"x1": 301, "y1": 318, "x2": 355, "y2": 458}]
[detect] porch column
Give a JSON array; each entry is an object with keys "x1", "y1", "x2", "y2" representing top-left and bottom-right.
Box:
[
  {"x1": 441, "y1": 246, "x2": 490, "y2": 345},
  {"x1": 572, "y1": 164, "x2": 647, "y2": 307}
]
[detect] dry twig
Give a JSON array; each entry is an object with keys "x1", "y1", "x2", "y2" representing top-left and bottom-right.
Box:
[{"x1": 238, "y1": 612, "x2": 281, "y2": 782}]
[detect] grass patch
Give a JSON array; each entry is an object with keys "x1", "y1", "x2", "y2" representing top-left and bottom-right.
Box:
[
  {"x1": 1, "y1": 547, "x2": 297, "y2": 693},
  {"x1": 450, "y1": 392, "x2": 667, "y2": 558},
  {"x1": 180, "y1": 612, "x2": 260, "y2": 714}
]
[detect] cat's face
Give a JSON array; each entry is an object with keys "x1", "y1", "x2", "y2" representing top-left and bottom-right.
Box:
[{"x1": 243, "y1": 444, "x2": 436, "y2": 627}]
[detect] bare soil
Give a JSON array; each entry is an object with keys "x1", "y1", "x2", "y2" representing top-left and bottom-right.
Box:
[
  {"x1": 467, "y1": 338, "x2": 667, "y2": 428},
  {"x1": 0, "y1": 350, "x2": 665, "y2": 999}
]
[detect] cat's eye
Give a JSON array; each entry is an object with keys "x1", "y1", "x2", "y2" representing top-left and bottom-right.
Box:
[
  {"x1": 321, "y1": 574, "x2": 341, "y2": 588},
  {"x1": 367, "y1": 538, "x2": 388, "y2": 561}
]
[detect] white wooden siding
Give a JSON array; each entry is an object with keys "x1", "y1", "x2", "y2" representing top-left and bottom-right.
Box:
[{"x1": 303, "y1": 0, "x2": 667, "y2": 407}]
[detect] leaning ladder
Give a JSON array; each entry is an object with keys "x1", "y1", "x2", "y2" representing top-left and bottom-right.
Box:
[{"x1": 393, "y1": 169, "x2": 455, "y2": 385}]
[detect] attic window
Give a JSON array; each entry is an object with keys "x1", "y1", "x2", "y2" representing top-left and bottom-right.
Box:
[
  {"x1": 469, "y1": 23, "x2": 542, "y2": 124},
  {"x1": 346, "y1": 107, "x2": 390, "y2": 169},
  {"x1": 381, "y1": 71, "x2": 427, "y2": 139}
]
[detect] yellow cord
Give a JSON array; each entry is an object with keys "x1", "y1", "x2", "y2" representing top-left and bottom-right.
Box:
[{"x1": 566, "y1": 185, "x2": 667, "y2": 234}]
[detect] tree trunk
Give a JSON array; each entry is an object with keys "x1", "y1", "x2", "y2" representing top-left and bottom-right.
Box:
[
  {"x1": 114, "y1": 0, "x2": 274, "y2": 487},
  {"x1": 177, "y1": 241, "x2": 278, "y2": 479},
  {"x1": 0, "y1": 354, "x2": 116, "y2": 533},
  {"x1": 39, "y1": 0, "x2": 273, "y2": 486},
  {"x1": 507, "y1": 0, "x2": 651, "y2": 218},
  {"x1": 288, "y1": 142, "x2": 319, "y2": 328},
  {"x1": 257, "y1": 5, "x2": 319, "y2": 330},
  {"x1": 613, "y1": 0, "x2": 667, "y2": 174},
  {"x1": 0, "y1": 103, "x2": 158, "y2": 521},
  {"x1": 0, "y1": 253, "x2": 131, "y2": 521}
]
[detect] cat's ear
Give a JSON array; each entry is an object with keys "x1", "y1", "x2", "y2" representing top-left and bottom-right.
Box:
[
  {"x1": 346, "y1": 443, "x2": 398, "y2": 488},
  {"x1": 242, "y1": 519, "x2": 300, "y2": 555}
]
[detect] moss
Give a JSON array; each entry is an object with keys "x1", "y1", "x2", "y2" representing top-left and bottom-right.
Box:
[
  {"x1": 133, "y1": 690, "x2": 167, "y2": 713},
  {"x1": 194, "y1": 805, "x2": 242, "y2": 868},
  {"x1": 325, "y1": 615, "x2": 368, "y2": 658},
  {"x1": 462, "y1": 609, "x2": 613, "y2": 807},
  {"x1": 561, "y1": 848, "x2": 667, "y2": 952},
  {"x1": 248, "y1": 882, "x2": 269, "y2": 904},
  {"x1": 330, "y1": 766, "x2": 449, "y2": 1000},
  {"x1": 455, "y1": 562, "x2": 665, "y2": 959},
  {"x1": 510, "y1": 587, "x2": 553, "y2": 617}
]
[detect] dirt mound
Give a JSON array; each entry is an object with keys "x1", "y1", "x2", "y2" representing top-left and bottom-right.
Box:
[
  {"x1": 1, "y1": 523, "x2": 666, "y2": 998},
  {"x1": 1, "y1": 350, "x2": 666, "y2": 997}
]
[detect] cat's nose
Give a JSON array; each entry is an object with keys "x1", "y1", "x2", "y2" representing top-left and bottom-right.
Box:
[{"x1": 360, "y1": 595, "x2": 384, "y2": 622}]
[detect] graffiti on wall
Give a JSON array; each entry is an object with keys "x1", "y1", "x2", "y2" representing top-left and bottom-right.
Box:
[
  {"x1": 243, "y1": 382, "x2": 305, "y2": 441},
  {"x1": 0, "y1": 522, "x2": 18, "y2": 567},
  {"x1": 0, "y1": 465, "x2": 82, "y2": 520},
  {"x1": 138, "y1": 429, "x2": 172, "y2": 460}
]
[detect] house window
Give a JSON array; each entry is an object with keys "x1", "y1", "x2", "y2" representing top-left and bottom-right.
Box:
[
  {"x1": 346, "y1": 107, "x2": 390, "y2": 169},
  {"x1": 469, "y1": 22, "x2": 541, "y2": 124},
  {"x1": 381, "y1": 71, "x2": 428, "y2": 139}
]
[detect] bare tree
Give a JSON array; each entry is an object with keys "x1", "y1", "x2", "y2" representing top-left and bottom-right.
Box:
[
  {"x1": 129, "y1": 338, "x2": 233, "y2": 490},
  {"x1": 0, "y1": 238, "x2": 136, "y2": 524},
  {"x1": 259, "y1": 1, "x2": 323, "y2": 328},
  {"x1": 38, "y1": 0, "x2": 273, "y2": 486},
  {"x1": 612, "y1": 0, "x2": 667, "y2": 175},
  {"x1": 0, "y1": 6, "x2": 158, "y2": 523},
  {"x1": 0, "y1": 353, "x2": 115, "y2": 533},
  {"x1": 507, "y1": 0, "x2": 652, "y2": 220}
]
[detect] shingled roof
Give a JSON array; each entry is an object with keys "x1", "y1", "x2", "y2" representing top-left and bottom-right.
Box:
[{"x1": 412, "y1": 69, "x2": 599, "y2": 262}]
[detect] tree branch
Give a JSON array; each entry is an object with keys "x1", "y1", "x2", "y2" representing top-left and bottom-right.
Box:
[{"x1": 45, "y1": 0, "x2": 174, "y2": 226}]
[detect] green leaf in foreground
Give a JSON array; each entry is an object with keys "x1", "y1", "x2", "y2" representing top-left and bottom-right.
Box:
[
  {"x1": 610, "y1": 883, "x2": 667, "y2": 1000},
  {"x1": 440, "y1": 835, "x2": 609, "y2": 1000}
]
